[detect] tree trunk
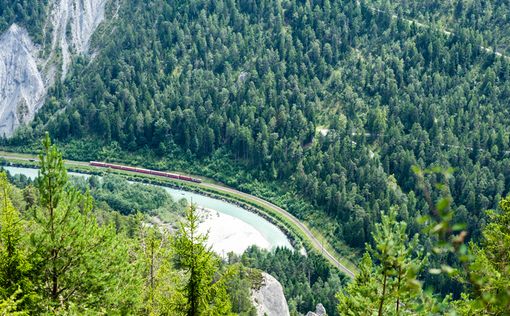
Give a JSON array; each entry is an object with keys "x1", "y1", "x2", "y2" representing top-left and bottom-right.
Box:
[
  {"x1": 49, "y1": 176, "x2": 58, "y2": 301},
  {"x1": 378, "y1": 272, "x2": 387, "y2": 316},
  {"x1": 396, "y1": 266, "x2": 401, "y2": 314}
]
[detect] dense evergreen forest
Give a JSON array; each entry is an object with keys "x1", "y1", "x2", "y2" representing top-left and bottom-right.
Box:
[
  {"x1": 0, "y1": 0, "x2": 47, "y2": 41},
  {"x1": 13, "y1": 0, "x2": 508, "y2": 250},
  {"x1": 0, "y1": 136, "x2": 508, "y2": 314},
  {"x1": 368, "y1": 0, "x2": 510, "y2": 56},
  {"x1": 0, "y1": 135, "x2": 348, "y2": 315},
  {"x1": 4, "y1": 0, "x2": 510, "y2": 310}
]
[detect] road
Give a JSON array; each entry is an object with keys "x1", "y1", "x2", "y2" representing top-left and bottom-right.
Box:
[{"x1": 0, "y1": 151, "x2": 356, "y2": 278}]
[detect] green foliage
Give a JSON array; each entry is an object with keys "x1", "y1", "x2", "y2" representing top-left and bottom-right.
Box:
[
  {"x1": 0, "y1": 0, "x2": 48, "y2": 42},
  {"x1": 0, "y1": 172, "x2": 35, "y2": 310},
  {"x1": 86, "y1": 174, "x2": 184, "y2": 217},
  {"x1": 0, "y1": 288, "x2": 28, "y2": 316},
  {"x1": 0, "y1": 134, "x2": 276, "y2": 314},
  {"x1": 138, "y1": 225, "x2": 183, "y2": 315},
  {"x1": 368, "y1": 0, "x2": 510, "y2": 55},
  {"x1": 454, "y1": 197, "x2": 510, "y2": 314},
  {"x1": 337, "y1": 253, "x2": 379, "y2": 315},
  {"x1": 172, "y1": 204, "x2": 232, "y2": 315},
  {"x1": 10, "y1": 1, "x2": 510, "y2": 283},
  {"x1": 240, "y1": 247, "x2": 346, "y2": 315},
  {"x1": 31, "y1": 133, "x2": 143, "y2": 312},
  {"x1": 4, "y1": 0, "x2": 510, "y2": 306},
  {"x1": 223, "y1": 264, "x2": 258, "y2": 316},
  {"x1": 336, "y1": 208, "x2": 436, "y2": 315},
  {"x1": 335, "y1": 166, "x2": 510, "y2": 315}
]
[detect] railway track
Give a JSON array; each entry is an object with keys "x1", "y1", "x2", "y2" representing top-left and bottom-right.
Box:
[{"x1": 0, "y1": 151, "x2": 357, "y2": 278}]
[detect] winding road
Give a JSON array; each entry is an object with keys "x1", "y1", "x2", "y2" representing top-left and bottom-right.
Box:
[{"x1": 0, "y1": 151, "x2": 356, "y2": 278}]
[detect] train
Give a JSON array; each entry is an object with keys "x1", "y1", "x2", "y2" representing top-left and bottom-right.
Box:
[{"x1": 89, "y1": 161, "x2": 202, "y2": 183}]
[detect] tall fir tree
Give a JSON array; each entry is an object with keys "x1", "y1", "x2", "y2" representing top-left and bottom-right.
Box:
[
  {"x1": 336, "y1": 208, "x2": 436, "y2": 315},
  {"x1": 172, "y1": 204, "x2": 232, "y2": 315},
  {"x1": 0, "y1": 172, "x2": 34, "y2": 310},
  {"x1": 31, "y1": 133, "x2": 141, "y2": 312}
]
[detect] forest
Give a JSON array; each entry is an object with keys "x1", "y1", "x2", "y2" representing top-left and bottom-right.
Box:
[
  {"x1": 367, "y1": 0, "x2": 510, "y2": 56},
  {"x1": 2, "y1": 0, "x2": 510, "y2": 312},
  {"x1": 0, "y1": 136, "x2": 508, "y2": 315},
  {"x1": 0, "y1": 0, "x2": 47, "y2": 42},
  {"x1": 0, "y1": 135, "x2": 348, "y2": 315}
]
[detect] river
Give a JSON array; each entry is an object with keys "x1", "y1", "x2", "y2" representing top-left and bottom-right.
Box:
[{"x1": 3, "y1": 166, "x2": 292, "y2": 256}]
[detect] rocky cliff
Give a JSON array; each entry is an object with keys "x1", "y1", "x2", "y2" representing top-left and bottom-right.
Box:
[
  {"x1": 306, "y1": 303, "x2": 327, "y2": 316},
  {"x1": 46, "y1": 0, "x2": 107, "y2": 77},
  {"x1": 0, "y1": 0, "x2": 108, "y2": 137},
  {"x1": 0, "y1": 24, "x2": 45, "y2": 136},
  {"x1": 251, "y1": 272, "x2": 290, "y2": 316}
]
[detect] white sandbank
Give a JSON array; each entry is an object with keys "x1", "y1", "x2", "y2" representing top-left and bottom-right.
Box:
[{"x1": 197, "y1": 207, "x2": 271, "y2": 256}]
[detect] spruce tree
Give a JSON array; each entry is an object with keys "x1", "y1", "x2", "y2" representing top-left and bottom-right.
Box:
[
  {"x1": 0, "y1": 172, "x2": 33, "y2": 309},
  {"x1": 455, "y1": 197, "x2": 510, "y2": 314},
  {"x1": 31, "y1": 133, "x2": 140, "y2": 312},
  {"x1": 172, "y1": 204, "x2": 232, "y2": 315},
  {"x1": 337, "y1": 208, "x2": 432, "y2": 315}
]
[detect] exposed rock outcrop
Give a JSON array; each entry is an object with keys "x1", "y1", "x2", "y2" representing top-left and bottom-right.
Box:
[
  {"x1": 251, "y1": 272, "x2": 290, "y2": 316},
  {"x1": 46, "y1": 0, "x2": 107, "y2": 77},
  {"x1": 0, "y1": 24, "x2": 45, "y2": 136},
  {"x1": 306, "y1": 303, "x2": 327, "y2": 316},
  {"x1": 0, "y1": 0, "x2": 108, "y2": 137}
]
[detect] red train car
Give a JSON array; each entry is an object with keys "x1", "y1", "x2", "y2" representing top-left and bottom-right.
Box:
[{"x1": 89, "y1": 161, "x2": 202, "y2": 184}]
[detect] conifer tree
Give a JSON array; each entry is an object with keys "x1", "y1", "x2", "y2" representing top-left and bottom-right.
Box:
[
  {"x1": 0, "y1": 172, "x2": 33, "y2": 309},
  {"x1": 337, "y1": 208, "x2": 432, "y2": 315},
  {"x1": 336, "y1": 253, "x2": 379, "y2": 315},
  {"x1": 31, "y1": 133, "x2": 139, "y2": 312},
  {"x1": 172, "y1": 204, "x2": 232, "y2": 315},
  {"x1": 454, "y1": 197, "x2": 510, "y2": 314},
  {"x1": 139, "y1": 224, "x2": 183, "y2": 315}
]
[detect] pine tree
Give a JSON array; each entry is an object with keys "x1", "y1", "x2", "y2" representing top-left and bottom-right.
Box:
[
  {"x1": 138, "y1": 224, "x2": 183, "y2": 315},
  {"x1": 336, "y1": 253, "x2": 379, "y2": 315},
  {"x1": 172, "y1": 204, "x2": 232, "y2": 315},
  {"x1": 0, "y1": 172, "x2": 33, "y2": 309},
  {"x1": 337, "y1": 208, "x2": 432, "y2": 315},
  {"x1": 31, "y1": 133, "x2": 140, "y2": 312},
  {"x1": 455, "y1": 197, "x2": 510, "y2": 314}
]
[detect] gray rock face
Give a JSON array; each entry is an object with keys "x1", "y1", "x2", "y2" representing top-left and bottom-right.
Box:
[
  {"x1": 316, "y1": 303, "x2": 327, "y2": 315},
  {"x1": 46, "y1": 0, "x2": 107, "y2": 77},
  {"x1": 0, "y1": 24, "x2": 45, "y2": 136},
  {"x1": 306, "y1": 303, "x2": 327, "y2": 316},
  {"x1": 0, "y1": 0, "x2": 108, "y2": 137},
  {"x1": 251, "y1": 272, "x2": 290, "y2": 316}
]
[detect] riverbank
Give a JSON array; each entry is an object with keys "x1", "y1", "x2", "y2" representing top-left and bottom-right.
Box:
[
  {"x1": 0, "y1": 152, "x2": 357, "y2": 277},
  {"x1": 197, "y1": 207, "x2": 272, "y2": 256}
]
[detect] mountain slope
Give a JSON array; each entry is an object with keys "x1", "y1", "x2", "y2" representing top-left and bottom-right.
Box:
[
  {"x1": 0, "y1": 24, "x2": 45, "y2": 136},
  {"x1": 366, "y1": 0, "x2": 510, "y2": 56},
  {"x1": 5, "y1": 0, "x2": 510, "y2": 296},
  {"x1": 0, "y1": 0, "x2": 108, "y2": 136},
  {"x1": 44, "y1": 0, "x2": 107, "y2": 77}
]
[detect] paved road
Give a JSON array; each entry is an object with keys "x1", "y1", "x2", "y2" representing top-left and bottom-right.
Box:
[{"x1": 0, "y1": 152, "x2": 356, "y2": 278}]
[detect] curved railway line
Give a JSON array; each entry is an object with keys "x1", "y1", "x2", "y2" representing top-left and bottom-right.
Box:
[{"x1": 0, "y1": 152, "x2": 356, "y2": 278}]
